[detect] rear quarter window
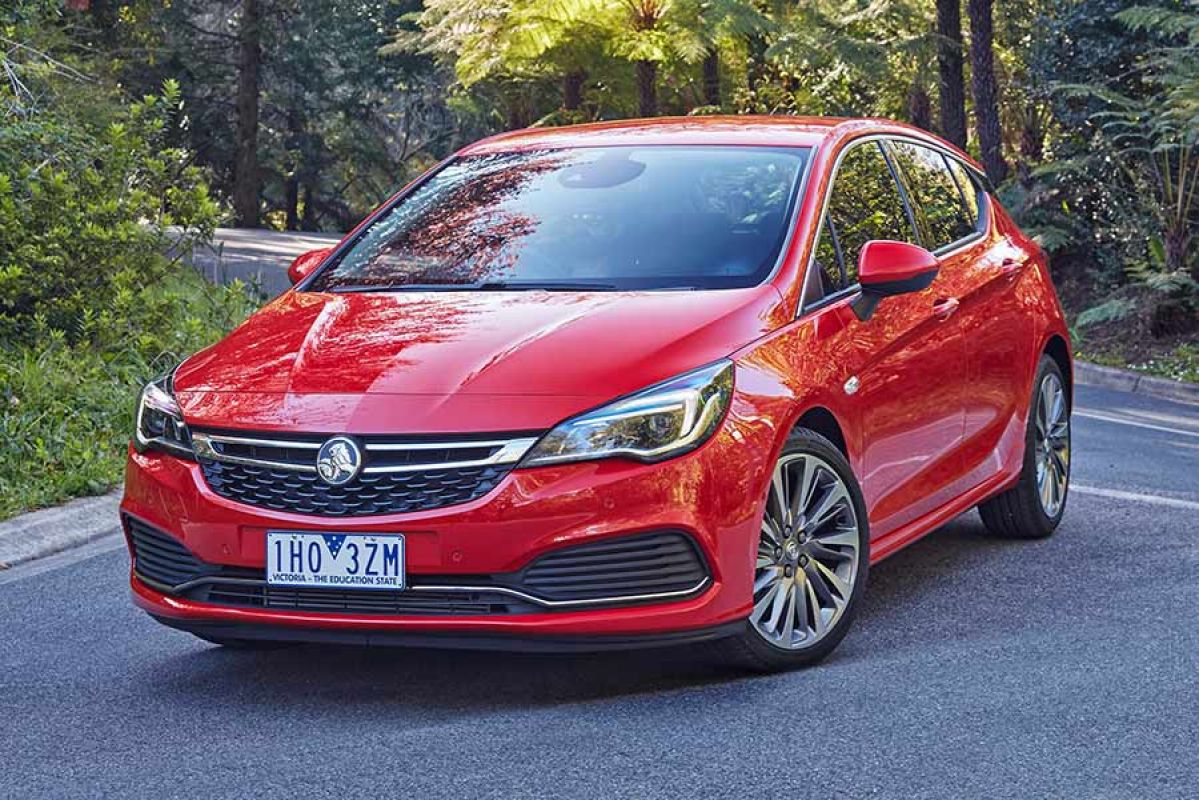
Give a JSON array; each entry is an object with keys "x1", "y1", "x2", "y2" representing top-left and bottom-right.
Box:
[
  {"x1": 887, "y1": 141, "x2": 976, "y2": 251},
  {"x1": 946, "y1": 157, "x2": 983, "y2": 232}
]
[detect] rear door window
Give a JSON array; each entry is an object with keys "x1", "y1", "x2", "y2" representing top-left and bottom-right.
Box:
[
  {"x1": 946, "y1": 157, "x2": 983, "y2": 231},
  {"x1": 887, "y1": 141, "x2": 976, "y2": 250},
  {"x1": 812, "y1": 141, "x2": 917, "y2": 298}
]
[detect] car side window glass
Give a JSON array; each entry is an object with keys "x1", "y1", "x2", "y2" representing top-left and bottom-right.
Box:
[
  {"x1": 814, "y1": 217, "x2": 844, "y2": 296},
  {"x1": 888, "y1": 141, "x2": 975, "y2": 250},
  {"x1": 946, "y1": 158, "x2": 982, "y2": 231},
  {"x1": 813, "y1": 142, "x2": 915, "y2": 300}
]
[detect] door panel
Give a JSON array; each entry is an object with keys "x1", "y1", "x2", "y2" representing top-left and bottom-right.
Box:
[
  {"x1": 849, "y1": 281, "x2": 967, "y2": 539},
  {"x1": 805, "y1": 137, "x2": 970, "y2": 540},
  {"x1": 957, "y1": 234, "x2": 1035, "y2": 487}
]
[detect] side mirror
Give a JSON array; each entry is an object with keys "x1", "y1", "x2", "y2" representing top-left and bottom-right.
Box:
[
  {"x1": 287, "y1": 247, "x2": 334, "y2": 285},
  {"x1": 850, "y1": 240, "x2": 939, "y2": 321}
]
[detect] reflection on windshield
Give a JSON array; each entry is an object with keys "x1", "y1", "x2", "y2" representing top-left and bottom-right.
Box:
[{"x1": 308, "y1": 146, "x2": 809, "y2": 292}]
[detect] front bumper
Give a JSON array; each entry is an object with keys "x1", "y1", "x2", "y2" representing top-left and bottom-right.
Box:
[{"x1": 121, "y1": 417, "x2": 774, "y2": 645}]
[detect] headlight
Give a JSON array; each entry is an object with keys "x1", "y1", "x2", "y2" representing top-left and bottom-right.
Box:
[
  {"x1": 134, "y1": 371, "x2": 195, "y2": 459},
  {"x1": 521, "y1": 361, "x2": 734, "y2": 467}
]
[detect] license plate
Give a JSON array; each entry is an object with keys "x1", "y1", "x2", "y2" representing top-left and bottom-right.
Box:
[{"x1": 266, "y1": 531, "x2": 405, "y2": 590}]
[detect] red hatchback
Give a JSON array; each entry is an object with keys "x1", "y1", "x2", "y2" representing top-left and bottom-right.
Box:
[{"x1": 123, "y1": 117, "x2": 1072, "y2": 669}]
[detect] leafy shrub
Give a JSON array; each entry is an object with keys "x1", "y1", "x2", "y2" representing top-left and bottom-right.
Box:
[
  {"x1": 0, "y1": 270, "x2": 257, "y2": 519},
  {"x1": 0, "y1": 79, "x2": 258, "y2": 519},
  {"x1": 0, "y1": 80, "x2": 219, "y2": 344}
]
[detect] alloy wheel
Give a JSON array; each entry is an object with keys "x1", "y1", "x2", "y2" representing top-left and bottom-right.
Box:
[
  {"x1": 1034, "y1": 372, "x2": 1070, "y2": 517},
  {"x1": 751, "y1": 453, "x2": 861, "y2": 650}
]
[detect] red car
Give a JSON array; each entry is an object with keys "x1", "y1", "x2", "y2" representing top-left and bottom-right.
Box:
[{"x1": 123, "y1": 117, "x2": 1072, "y2": 670}]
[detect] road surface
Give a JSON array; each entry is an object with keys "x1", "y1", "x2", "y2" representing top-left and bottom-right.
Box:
[
  {"x1": 191, "y1": 228, "x2": 343, "y2": 297},
  {"x1": 1, "y1": 387, "x2": 1196, "y2": 799}
]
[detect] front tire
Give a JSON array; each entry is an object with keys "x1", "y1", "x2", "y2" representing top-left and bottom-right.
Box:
[
  {"x1": 717, "y1": 428, "x2": 869, "y2": 672},
  {"x1": 978, "y1": 355, "x2": 1071, "y2": 539}
]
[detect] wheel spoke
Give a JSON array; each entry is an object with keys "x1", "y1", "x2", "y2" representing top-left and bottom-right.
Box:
[
  {"x1": 812, "y1": 526, "x2": 858, "y2": 549},
  {"x1": 753, "y1": 566, "x2": 779, "y2": 593},
  {"x1": 751, "y1": 582, "x2": 780, "y2": 626},
  {"x1": 807, "y1": 482, "x2": 849, "y2": 532},
  {"x1": 789, "y1": 457, "x2": 815, "y2": 522},
  {"x1": 1049, "y1": 387, "x2": 1065, "y2": 428},
  {"x1": 761, "y1": 517, "x2": 784, "y2": 546},
  {"x1": 766, "y1": 579, "x2": 790, "y2": 631},
  {"x1": 770, "y1": 465, "x2": 790, "y2": 527},
  {"x1": 808, "y1": 541, "x2": 850, "y2": 563},
  {"x1": 781, "y1": 582, "x2": 798, "y2": 643},
  {"x1": 812, "y1": 559, "x2": 850, "y2": 603},
  {"x1": 805, "y1": 579, "x2": 825, "y2": 637},
  {"x1": 1040, "y1": 381, "x2": 1053, "y2": 433},
  {"x1": 1049, "y1": 446, "x2": 1068, "y2": 477}
]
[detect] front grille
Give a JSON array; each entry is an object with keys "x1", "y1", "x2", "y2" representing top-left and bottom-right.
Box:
[
  {"x1": 126, "y1": 516, "x2": 710, "y2": 616},
  {"x1": 199, "y1": 460, "x2": 508, "y2": 517},
  {"x1": 519, "y1": 532, "x2": 710, "y2": 602},
  {"x1": 192, "y1": 429, "x2": 538, "y2": 517}
]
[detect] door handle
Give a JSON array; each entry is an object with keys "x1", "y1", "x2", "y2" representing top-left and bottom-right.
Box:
[{"x1": 932, "y1": 297, "x2": 960, "y2": 320}]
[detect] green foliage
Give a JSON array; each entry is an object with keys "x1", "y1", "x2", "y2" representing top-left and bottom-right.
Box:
[
  {"x1": 0, "y1": 270, "x2": 256, "y2": 520},
  {"x1": 1075, "y1": 297, "x2": 1138, "y2": 329},
  {"x1": 0, "y1": 13, "x2": 258, "y2": 518},
  {"x1": 0, "y1": 82, "x2": 220, "y2": 342},
  {"x1": 1133, "y1": 343, "x2": 1199, "y2": 382}
]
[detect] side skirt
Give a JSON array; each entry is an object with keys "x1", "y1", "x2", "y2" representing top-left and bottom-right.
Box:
[{"x1": 868, "y1": 469, "x2": 1018, "y2": 564}]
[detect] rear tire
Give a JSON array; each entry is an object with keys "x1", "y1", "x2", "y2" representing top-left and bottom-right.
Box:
[
  {"x1": 716, "y1": 428, "x2": 869, "y2": 672},
  {"x1": 978, "y1": 355, "x2": 1071, "y2": 539}
]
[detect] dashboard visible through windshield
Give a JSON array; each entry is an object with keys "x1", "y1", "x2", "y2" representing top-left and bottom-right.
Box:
[{"x1": 306, "y1": 146, "x2": 810, "y2": 292}]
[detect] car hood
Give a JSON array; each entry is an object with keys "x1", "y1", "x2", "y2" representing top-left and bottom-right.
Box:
[{"x1": 173, "y1": 288, "x2": 785, "y2": 433}]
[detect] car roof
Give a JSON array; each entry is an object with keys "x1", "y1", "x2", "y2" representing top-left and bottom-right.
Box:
[{"x1": 459, "y1": 115, "x2": 984, "y2": 173}]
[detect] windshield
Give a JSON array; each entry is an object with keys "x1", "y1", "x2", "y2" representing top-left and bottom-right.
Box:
[{"x1": 306, "y1": 146, "x2": 809, "y2": 292}]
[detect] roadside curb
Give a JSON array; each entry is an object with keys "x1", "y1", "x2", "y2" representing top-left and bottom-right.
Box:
[
  {"x1": 1075, "y1": 361, "x2": 1199, "y2": 406},
  {"x1": 0, "y1": 491, "x2": 122, "y2": 571}
]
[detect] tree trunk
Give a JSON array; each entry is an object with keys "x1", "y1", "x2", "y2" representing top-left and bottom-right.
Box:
[
  {"x1": 702, "y1": 50, "x2": 720, "y2": 107},
  {"x1": 505, "y1": 87, "x2": 531, "y2": 129},
  {"x1": 300, "y1": 180, "x2": 318, "y2": 232},
  {"x1": 233, "y1": 0, "x2": 262, "y2": 228},
  {"x1": 968, "y1": 0, "x2": 1008, "y2": 184},
  {"x1": 284, "y1": 176, "x2": 299, "y2": 231},
  {"x1": 936, "y1": 0, "x2": 967, "y2": 149},
  {"x1": 908, "y1": 82, "x2": 932, "y2": 132},
  {"x1": 636, "y1": 60, "x2": 658, "y2": 117},
  {"x1": 563, "y1": 71, "x2": 586, "y2": 111}
]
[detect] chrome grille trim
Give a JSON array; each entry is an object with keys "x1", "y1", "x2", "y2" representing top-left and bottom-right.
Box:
[
  {"x1": 191, "y1": 432, "x2": 539, "y2": 475},
  {"x1": 152, "y1": 574, "x2": 710, "y2": 610},
  {"x1": 197, "y1": 433, "x2": 322, "y2": 450}
]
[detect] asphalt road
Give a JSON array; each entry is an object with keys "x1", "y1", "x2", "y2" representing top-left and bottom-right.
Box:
[
  {"x1": 190, "y1": 228, "x2": 343, "y2": 297},
  {"x1": 1, "y1": 384, "x2": 1196, "y2": 799}
]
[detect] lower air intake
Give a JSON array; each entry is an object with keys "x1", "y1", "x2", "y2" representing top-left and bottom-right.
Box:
[{"x1": 517, "y1": 531, "x2": 709, "y2": 602}]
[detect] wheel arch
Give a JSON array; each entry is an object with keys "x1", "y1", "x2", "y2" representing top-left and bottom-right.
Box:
[
  {"x1": 1042, "y1": 334, "x2": 1073, "y2": 407},
  {"x1": 793, "y1": 406, "x2": 849, "y2": 460}
]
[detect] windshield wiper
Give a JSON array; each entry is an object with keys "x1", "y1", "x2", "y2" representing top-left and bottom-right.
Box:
[
  {"x1": 328, "y1": 281, "x2": 619, "y2": 293},
  {"x1": 473, "y1": 281, "x2": 618, "y2": 291}
]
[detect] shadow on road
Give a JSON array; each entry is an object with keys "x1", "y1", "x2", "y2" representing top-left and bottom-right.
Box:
[{"x1": 140, "y1": 511, "x2": 1046, "y2": 714}]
